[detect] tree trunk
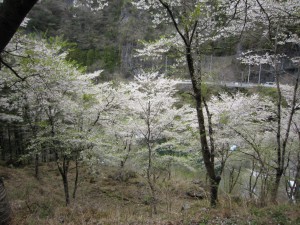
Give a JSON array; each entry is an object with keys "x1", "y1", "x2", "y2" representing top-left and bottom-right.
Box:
[
  {"x1": 0, "y1": 0, "x2": 38, "y2": 53},
  {"x1": 210, "y1": 177, "x2": 221, "y2": 207},
  {"x1": 62, "y1": 173, "x2": 70, "y2": 206},
  {"x1": 228, "y1": 166, "x2": 242, "y2": 194},
  {"x1": 247, "y1": 64, "x2": 251, "y2": 83},
  {"x1": 186, "y1": 44, "x2": 220, "y2": 207},
  {"x1": 35, "y1": 154, "x2": 39, "y2": 180},
  {"x1": 0, "y1": 178, "x2": 11, "y2": 225},
  {"x1": 249, "y1": 160, "x2": 261, "y2": 200},
  {"x1": 0, "y1": 128, "x2": 5, "y2": 161},
  {"x1": 157, "y1": 0, "x2": 220, "y2": 207},
  {"x1": 8, "y1": 128, "x2": 12, "y2": 162},
  {"x1": 271, "y1": 169, "x2": 283, "y2": 203},
  {"x1": 294, "y1": 161, "x2": 300, "y2": 202},
  {"x1": 72, "y1": 156, "x2": 79, "y2": 199},
  {"x1": 146, "y1": 143, "x2": 157, "y2": 215},
  {"x1": 57, "y1": 157, "x2": 70, "y2": 206},
  {"x1": 258, "y1": 63, "x2": 262, "y2": 84}
]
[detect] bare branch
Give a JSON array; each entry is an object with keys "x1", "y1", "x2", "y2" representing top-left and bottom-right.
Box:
[{"x1": 0, "y1": 57, "x2": 24, "y2": 80}]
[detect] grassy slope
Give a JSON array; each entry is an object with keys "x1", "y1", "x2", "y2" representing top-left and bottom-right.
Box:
[{"x1": 1, "y1": 163, "x2": 300, "y2": 225}]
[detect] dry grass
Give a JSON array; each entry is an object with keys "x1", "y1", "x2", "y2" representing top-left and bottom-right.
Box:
[{"x1": 1, "y1": 163, "x2": 300, "y2": 224}]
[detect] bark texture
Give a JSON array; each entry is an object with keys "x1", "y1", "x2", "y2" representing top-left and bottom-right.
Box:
[
  {"x1": 0, "y1": 178, "x2": 10, "y2": 225},
  {"x1": 0, "y1": 0, "x2": 38, "y2": 53}
]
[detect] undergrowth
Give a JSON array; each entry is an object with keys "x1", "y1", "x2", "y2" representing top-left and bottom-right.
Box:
[{"x1": 1, "y1": 164, "x2": 299, "y2": 225}]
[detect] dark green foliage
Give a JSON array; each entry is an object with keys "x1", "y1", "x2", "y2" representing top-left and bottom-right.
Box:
[
  {"x1": 249, "y1": 205, "x2": 298, "y2": 225},
  {"x1": 256, "y1": 86, "x2": 288, "y2": 107},
  {"x1": 67, "y1": 46, "x2": 120, "y2": 72},
  {"x1": 101, "y1": 46, "x2": 120, "y2": 72},
  {"x1": 26, "y1": 0, "x2": 164, "y2": 77},
  {"x1": 156, "y1": 147, "x2": 188, "y2": 158},
  {"x1": 67, "y1": 48, "x2": 89, "y2": 67},
  {"x1": 26, "y1": 0, "x2": 68, "y2": 36},
  {"x1": 211, "y1": 36, "x2": 238, "y2": 56},
  {"x1": 86, "y1": 49, "x2": 95, "y2": 66}
]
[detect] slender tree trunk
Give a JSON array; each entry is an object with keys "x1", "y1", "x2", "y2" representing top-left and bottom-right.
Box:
[
  {"x1": 8, "y1": 128, "x2": 12, "y2": 161},
  {"x1": 260, "y1": 173, "x2": 269, "y2": 207},
  {"x1": 62, "y1": 173, "x2": 70, "y2": 206},
  {"x1": 186, "y1": 45, "x2": 220, "y2": 207},
  {"x1": 157, "y1": 0, "x2": 220, "y2": 207},
  {"x1": 258, "y1": 63, "x2": 262, "y2": 84},
  {"x1": 0, "y1": 178, "x2": 10, "y2": 225},
  {"x1": 228, "y1": 166, "x2": 242, "y2": 194},
  {"x1": 272, "y1": 58, "x2": 282, "y2": 203},
  {"x1": 249, "y1": 160, "x2": 261, "y2": 200},
  {"x1": 294, "y1": 130, "x2": 300, "y2": 202},
  {"x1": 72, "y1": 156, "x2": 79, "y2": 199},
  {"x1": 14, "y1": 127, "x2": 19, "y2": 158},
  {"x1": 35, "y1": 154, "x2": 39, "y2": 180},
  {"x1": 294, "y1": 159, "x2": 300, "y2": 202},
  {"x1": 210, "y1": 178, "x2": 220, "y2": 206},
  {"x1": 145, "y1": 101, "x2": 157, "y2": 215},
  {"x1": 0, "y1": 128, "x2": 5, "y2": 161},
  {"x1": 57, "y1": 157, "x2": 70, "y2": 206},
  {"x1": 271, "y1": 169, "x2": 284, "y2": 202},
  {"x1": 144, "y1": 101, "x2": 157, "y2": 215},
  {"x1": 146, "y1": 144, "x2": 157, "y2": 215},
  {"x1": 271, "y1": 67, "x2": 299, "y2": 203},
  {"x1": 247, "y1": 65, "x2": 251, "y2": 83}
]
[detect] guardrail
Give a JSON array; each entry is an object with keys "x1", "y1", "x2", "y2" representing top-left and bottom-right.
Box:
[{"x1": 177, "y1": 80, "x2": 276, "y2": 88}]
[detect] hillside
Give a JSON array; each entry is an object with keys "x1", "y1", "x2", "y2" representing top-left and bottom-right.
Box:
[
  {"x1": 2, "y1": 163, "x2": 300, "y2": 225},
  {"x1": 25, "y1": 0, "x2": 299, "y2": 83},
  {"x1": 1, "y1": 1, "x2": 300, "y2": 224}
]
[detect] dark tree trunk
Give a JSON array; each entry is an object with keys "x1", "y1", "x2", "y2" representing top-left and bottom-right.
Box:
[
  {"x1": 0, "y1": 0, "x2": 38, "y2": 53},
  {"x1": 228, "y1": 166, "x2": 242, "y2": 194},
  {"x1": 271, "y1": 169, "x2": 283, "y2": 202},
  {"x1": 35, "y1": 154, "x2": 39, "y2": 180},
  {"x1": 14, "y1": 127, "x2": 20, "y2": 158},
  {"x1": 62, "y1": 173, "x2": 70, "y2": 206},
  {"x1": 0, "y1": 178, "x2": 10, "y2": 225},
  {"x1": 271, "y1": 68, "x2": 299, "y2": 203},
  {"x1": 57, "y1": 157, "x2": 70, "y2": 206},
  {"x1": 72, "y1": 156, "x2": 79, "y2": 199},
  {"x1": 295, "y1": 161, "x2": 300, "y2": 202},
  {"x1": 145, "y1": 104, "x2": 157, "y2": 216},
  {"x1": 8, "y1": 128, "x2": 12, "y2": 161},
  {"x1": 0, "y1": 127, "x2": 5, "y2": 161},
  {"x1": 186, "y1": 44, "x2": 220, "y2": 207},
  {"x1": 158, "y1": 0, "x2": 221, "y2": 206},
  {"x1": 210, "y1": 178, "x2": 221, "y2": 207},
  {"x1": 249, "y1": 160, "x2": 261, "y2": 200}
]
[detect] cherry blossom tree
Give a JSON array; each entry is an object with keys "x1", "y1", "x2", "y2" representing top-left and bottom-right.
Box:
[
  {"x1": 74, "y1": 0, "x2": 108, "y2": 11},
  {"x1": 0, "y1": 34, "x2": 112, "y2": 206},
  {"x1": 84, "y1": 71, "x2": 197, "y2": 214},
  {"x1": 207, "y1": 82, "x2": 300, "y2": 203},
  {"x1": 208, "y1": 92, "x2": 274, "y2": 201},
  {"x1": 2, "y1": 33, "x2": 198, "y2": 209},
  {"x1": 131, "y1": 0, "x2": 248, "y2": 207},
  {"x1": 7, "y1": 35, "x2": 86, "y2": 205},
  {"x1": 235, "y1": 0, "x2": 300, "y2": 202}
]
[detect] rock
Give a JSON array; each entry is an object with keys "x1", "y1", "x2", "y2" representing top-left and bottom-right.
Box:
[
  {"x1": 109, "y1": 169, "x2": 137, "y2": 182},
  {"x1": 181, "y1": 203, "x2": 190, "y2": 211},
  {"x1": 192, "y1": 179, "x2": 204, "y2": 185},
  {"x1": 186, "y1": 186, "x2": 206, "y2": 199}
]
